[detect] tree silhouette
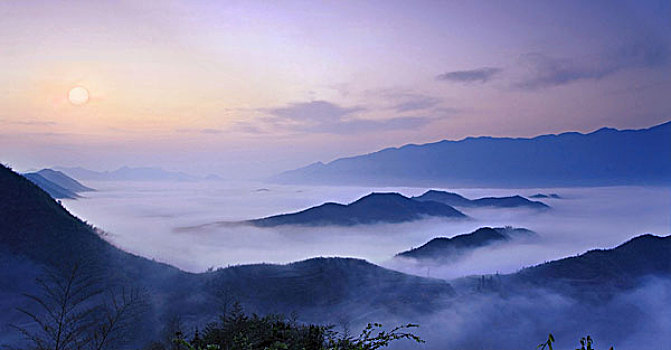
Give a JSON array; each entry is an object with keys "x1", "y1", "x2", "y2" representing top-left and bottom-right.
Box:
[{"x1": 13, "y1": 262, "x2": 146, "y2": 350}]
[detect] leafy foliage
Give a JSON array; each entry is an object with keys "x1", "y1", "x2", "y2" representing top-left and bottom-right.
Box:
[
  {"x1": 324, "y1": 322, "x2": 423, "y2": 350},
  {"x1": 537, "y1": 333, "x2": 555, "y2": 350},
  {"x1": 538, "y1": 334, "x2": 614, "y2": 350},
  {"x1": 574, "y1": 335, "x2": 613, "y2": 350},
  {"x1": 169, "y1": 303, "x2": 423, "y2": 350}
]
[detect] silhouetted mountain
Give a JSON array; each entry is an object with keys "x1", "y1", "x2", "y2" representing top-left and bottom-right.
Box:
[
  {"x1": 274, "y1": 121, "x2": 671, "y2": 187},
  {"x1": 206, "y1": 257, "x2": 454, "y2": 320},
  {"x1": 21, "y1": 168, "x2": 94, "y2": 199},
  {"x1": 55, "y1": 166, "x2": 199, "y2": 182},
  {"x1": 22, "y1": 173, "x2": 79, "y2": 199},
  {"x1": 35, "y1": 168, "x2": 94, "y2": 192},
  {"x1": 0, "y1": 164, "x2": 455, "y2": 344},
  {"x1": 414, "y1": 190, "x2": 549, "y2": 209},
  {"x1": 2, "y1": 164, "x2": 193, "y2": 291},
  {"x1": 398, "y1": 227, "x2": 536, "y2": 261},
  {"x1": 512, "y1": 234, "x2": 671, "y2": 291},
  {"x1": 248, "y1": 192, "x2": 467, "y2": 227},
  {"x1": 530, "y1": 193, "x2": 561, "y2": 199}
]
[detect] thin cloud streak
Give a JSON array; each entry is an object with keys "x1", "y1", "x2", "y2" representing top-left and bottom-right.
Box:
[
  {"x1": 436, "y1": 67, "x2": 502, "y2": 83},
  {"x1": 240, "y1": 100, "x2": 436, "y2": 135},
  {"x1": 393, "y1": 95, "x2": 442, "y2": 112},
  {"x1": 516, "y1": 41, "x2": 670, "y2": 90}
]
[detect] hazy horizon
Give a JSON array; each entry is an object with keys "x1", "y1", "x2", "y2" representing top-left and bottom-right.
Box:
[{"x1": 9, "y1": 119, "x2": 670, "y2": 179}]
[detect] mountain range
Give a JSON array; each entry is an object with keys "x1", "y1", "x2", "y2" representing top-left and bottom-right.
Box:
[
  {"x1": 413, "y1": 190, "x2": 549, "y2": 209},
  {"x1": 54, "y1": 166, "x2": 222, "y2": 182},
  {"x1": 273, "y1": 121, "x2": 671, "y2": 187},
  {"x1": 247, "y1": 192, "x2": 467, "y2": 227}
]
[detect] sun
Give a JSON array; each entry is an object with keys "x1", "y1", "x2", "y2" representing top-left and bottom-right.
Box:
[{"x1": 68, "y1": 86, "x2": 89, "y2": 105}]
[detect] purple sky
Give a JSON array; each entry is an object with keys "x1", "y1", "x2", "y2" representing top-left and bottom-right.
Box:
[{"x1": 1, "y1": 0, "x2": 669, "y2": 177}]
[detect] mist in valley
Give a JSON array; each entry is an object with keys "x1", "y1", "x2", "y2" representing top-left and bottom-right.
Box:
[
  {"x1": 377, "y1": 276, "x2": 671, "y2": 350},
  {"x1": 61, "y1": 182, "x2": 669, "y2": 276}
]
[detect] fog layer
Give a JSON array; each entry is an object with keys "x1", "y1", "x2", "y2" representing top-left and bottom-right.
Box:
[{"x1": 61, "y1": 182, "x2": 670, "y2": 276}]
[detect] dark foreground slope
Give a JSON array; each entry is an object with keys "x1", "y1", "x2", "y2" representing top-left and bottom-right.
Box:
[
  {"x1": 249, "y1": 192, "x2": 466, "y2": 227},
  {"x1": 0, "y1": 164, "x2": 454, "y2": 345},
  {"x1": 275, "y1": 121, "x2": 671, "y2": 187},
  {"x1": 1, "y1": 165, "x2": 201, "y2": 328},
  {"x1": 414, "y1": 190, "x2": 549, "y2": 209}
]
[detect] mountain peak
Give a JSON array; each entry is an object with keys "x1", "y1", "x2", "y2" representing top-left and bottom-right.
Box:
[
  {"x1": 397, "y1": 226, "x2": 534, "y2": 261},
  {"x1": 248, "y1": 191, "x2": 466, "y2": 227}
]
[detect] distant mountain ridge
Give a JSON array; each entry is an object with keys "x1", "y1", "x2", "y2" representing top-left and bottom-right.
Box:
[
  {"x1": 55, "y1": 166, "x2": 197, "y2": 182},
  {"x1": 247, "y1": 192, "x2": 467, "y2": 227},
  {"x1": 413, "y1": 190, "x2": 549, "y2": 209},
  {"x1": 54, "y1": 166, "x2": 223, "y2": 182},
  {"x1": 274, "y1": 121, "x2": 671, "y2": 187},
  {"x1": 397, "y1": 227, "x2": 536, "y2": 261}
]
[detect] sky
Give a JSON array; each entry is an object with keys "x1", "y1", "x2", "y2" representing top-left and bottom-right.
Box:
[{"x1": 1, "y1": 0, "x2": 670, "y2": 178}]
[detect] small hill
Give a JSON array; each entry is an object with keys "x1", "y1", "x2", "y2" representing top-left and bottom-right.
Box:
[
  {"x1": 414, "y1": 190, "x2": 549, "y2": 209},
  {"x1": 512, "y1": 234, "x2": 671, "y2": 291},
  {"x1": 530, "y1": 193, "x2": 561, "y2": 199},
  {"x1": 21, "y1": 168, "x2": 94, "y2": 199},
  {"x1": 397, "y1": 227, "x2": 535, "y2": 261},
  {"x1": 22, "y1": 173, "x2": 79, "y2": 199},
  {"x1": 207, "y1": 257, "x2": 454, "y2": 320},
  {"x1": 249, "y1": 192, "x2": 467, "y2": 227},
  {"x1": 413, "y1": 190, "x2": 473, "y2": 207},
  {"x1": 472, "y1": 195, "x2": 549, "y2": 209},
  {"x1": 35, "y1": 168, "x2": 93, "y2": 192}
]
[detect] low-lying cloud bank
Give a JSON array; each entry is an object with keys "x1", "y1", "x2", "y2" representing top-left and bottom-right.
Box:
[
  {"x1": 389, "y1": 276, "x2": 670, "y2": 350},
  {"x1": 61, "y1": 183, "x2": 669, "y2": 276}
]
